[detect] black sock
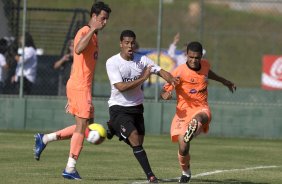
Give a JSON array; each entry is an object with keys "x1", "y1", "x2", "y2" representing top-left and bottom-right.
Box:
[{"x1": 132, "y1": 145, "x2": 154, "y2": 179}]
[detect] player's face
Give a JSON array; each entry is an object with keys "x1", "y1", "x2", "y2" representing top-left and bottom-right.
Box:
[
  {"x1": 120, "y1": 37, "x2": 136, "y2": 60},
  {"x1": 187, "y1": 50, "x2": 202, "y2": 69},
  {"x1": 93, "y1": 10, "x2": 110, "y2": 29}
]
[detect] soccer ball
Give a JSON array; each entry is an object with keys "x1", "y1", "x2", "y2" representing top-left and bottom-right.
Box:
[{"x1": 86, "y1": 123, "x2": 106, "y2": 145}]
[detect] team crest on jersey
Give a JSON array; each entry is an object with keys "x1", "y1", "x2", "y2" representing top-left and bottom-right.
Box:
[
  {"x1": 121, "y1": 125, "x2": 126, "y2": 133},
  {"x1": 189, "y1": 89, "x2": 197, "y2": 94}
]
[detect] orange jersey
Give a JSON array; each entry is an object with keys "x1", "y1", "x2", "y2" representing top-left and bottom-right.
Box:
[
  {"x1": 163, "y1": 60, "x2": 212, "y2": 142},
  {"x1": 164, "y1": 59, "x2": 210, "y2": 109},
  {"x1": 68, "y1": 26, "x2": 98, "y2": 90}
]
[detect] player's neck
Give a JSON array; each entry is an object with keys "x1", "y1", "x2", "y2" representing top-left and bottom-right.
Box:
[
  {"x1": 120, "y1": 53, "x2": 133, "y2": 61},
  {"x1": 186, "y1": 62, "x2": 201, "y2": 71}
]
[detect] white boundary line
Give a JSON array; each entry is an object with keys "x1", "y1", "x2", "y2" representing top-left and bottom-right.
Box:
[
  {"x1": 193, "y1": 165, "x2": 279, "y2": 178},
  {"x1": 131, "y1": 165, "x2": 280, "y2": 184}
]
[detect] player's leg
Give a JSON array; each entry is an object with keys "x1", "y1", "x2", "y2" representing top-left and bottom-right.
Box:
[
  {"x1": 129, "y1": 114, "x2": 158, "y2": 183},
  {"x1": 106, "y1": 120, "x2": 115, "y2": 139},
  {"x1": 62, "y1": 88, "x2": 93, "y2": 180},
  {"x1": 183, "y1": 108, "x2": 211, "y2": 143},
  {"x1": 33, "y1": 125, "x2": 76, "y2": 161},
  {"x1": 62, "y1": 116, "x2": 89, "y2": 180},
  {"x1": 177, "y1": 135, "x2": 191, "y2": 183}
]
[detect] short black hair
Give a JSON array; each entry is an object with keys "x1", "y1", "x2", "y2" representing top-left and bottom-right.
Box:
[
  {"x1": 187, "y1": 41, "x2": 203, "y2": 55},
  {"x1": 24, "y1": 32, "x2": 36, "y2": 49},
  {"x1": 0, "y1": 38, "x2": 8, "y2": 54},
  {"x1": 90, "y1": 1, "x2": 111, "y2": 17},
  {"x1": 120, "y1": 30, "x2": 136, "y2": 41}
]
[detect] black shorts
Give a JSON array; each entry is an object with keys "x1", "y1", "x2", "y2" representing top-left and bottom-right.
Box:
[{"x1": 109, "y1": 104, "x2": 145, "y2": 141}]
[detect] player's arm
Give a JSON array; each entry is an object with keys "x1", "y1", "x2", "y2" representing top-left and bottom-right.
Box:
[
  {"x1": 160, "y1": 69, "x2": 179, "y2": 100},
  {"x1": 75, "y1": 28, "x2": 96, "y2": 55},
  {"x1": 158, "y1": 69, "x2": 180, "y2": 86},
  {"x1": 75, "y1": 18, "x2": 105, "y2": 55},
  {"x1": 144, "y1": 56, "x2": 179, "y2": 86},
  {"x1": 160, "y1": 90, "x2": 173, "y2": 100},
  {"x1": 208, "y1": 69, "x2": 236, "y2": 93},
  {"x1": 114, "y1": 66, "x2": 152, "y2": 92}
]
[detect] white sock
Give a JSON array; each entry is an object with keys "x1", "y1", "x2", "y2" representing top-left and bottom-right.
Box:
[
  {"x1": 182, "y1": 169, "x2": 191, "y2": 177},
  {"x1": 66, "y1": 157, "x2": 76, "y2": 173},
  {"x1": 42, "y1": 133, "x2": 57, "y2": 144}
]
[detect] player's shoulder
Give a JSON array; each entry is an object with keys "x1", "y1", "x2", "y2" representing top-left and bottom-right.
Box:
[
  {"x1": 75, "y1": 26, "x2": 90, "y2": 36},
  {"x1": 79, "y1": 25, "x2": 90, "y2": 32},
  {"x1": 106, "y1": 53, "x2": 120, "y2": 65},
  {"x1": 175, "y1": 63, "x2": 186, "y2": 71},
  {"x1": 140, "y1": 55, "x2": 155, "y2": 65},
  {"x1": 201, "y1": 59, "x2": 209, "y2": 65},
  {"x1": 201, "y1": 59, "x2": 210, "y2": 68}
]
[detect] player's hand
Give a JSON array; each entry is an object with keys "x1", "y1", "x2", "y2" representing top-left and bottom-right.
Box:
[
  {"x1": 14, "y1": 55, "x2": 20, "y2": 62},
  {"x1": 171, "y1": 76, "x2": 180, "y2": 87},
  {"x1": 11, "y1": 75, "x2": 16, "y2": 83},
  {"x1": 160, "y1": 91, "x2": 172, "y2": 100},
  {"x1": 173, "y1": 33, "x2": 180, "y2": 45},
  {"x1": 62, "y1": 54, "x2": 70, "y2": 62},
  {"x1": 141, "y1": 65, "x2": 153, "y2": 80},
  {"x1": 90, "y1": 18, "x2": 104, "y2": 31},
  {"x1": 223, "y1": 80, "x2": 236, "y2": 93}
]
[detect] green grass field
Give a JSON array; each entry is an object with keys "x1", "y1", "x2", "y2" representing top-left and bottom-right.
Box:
[{"x1": 0, "y1": 131, "x2": 281, "y2": 184}]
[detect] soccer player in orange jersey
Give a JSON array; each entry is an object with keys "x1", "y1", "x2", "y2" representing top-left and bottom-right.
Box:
[
  {"x1": 33, "y1": 2, "x2": 111, "y2": 180},
  {"x1": 161, "y1": 41, "x2": 236, "y2": 183}
]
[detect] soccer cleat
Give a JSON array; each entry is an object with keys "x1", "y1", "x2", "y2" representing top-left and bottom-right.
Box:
[
  {"x1": 34, "y1": 133, "x2": 46, "y2": 161},
  {"x1": 62, "y1": 169, "x2": 82, "y2": 180},
  {"x1": 106, "y1": 121, "x2": 114, "y2": 140},
  {"x1": 183, "y1": 119, "x2": 198, "y2": 143},
  {"x1": 178, "y1": 174, "x2": 191, "y2": 183},
  {"x1": 148, "y1": 176, "x2": 158, "y2": 183}
]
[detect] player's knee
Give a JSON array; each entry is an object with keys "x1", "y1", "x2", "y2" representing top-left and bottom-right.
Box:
[
  {"x1": 179, "y1": 147, "x2": 189, "y2": 156},
  {"x1": 128, "y1": 130, "x2": 141, "y2": 146},
  {"x1": 179, "y1": 141, "x2": 190, "y2": 155},
  {"x1": 194, "y1": 113, "x2": 209, "y2": 124}
]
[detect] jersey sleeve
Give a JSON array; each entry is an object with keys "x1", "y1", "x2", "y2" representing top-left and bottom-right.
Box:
[
  {"x1": 142, "y1": 56, "x2": 161, "y2": 74},
  {"x1": 162, "y1": 68, "x2": 179, "y2": 92},
  {"x1": 106, "y1": 58, "x2": 123, "y2": 85},
  {"x1": 74, "y1": 26, "x2": 89, "y2": 48}
]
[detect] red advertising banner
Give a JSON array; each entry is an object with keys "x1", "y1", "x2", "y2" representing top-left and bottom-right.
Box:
[{"x1": 262, "y1": 55, "x2": 282, "y2": 90}]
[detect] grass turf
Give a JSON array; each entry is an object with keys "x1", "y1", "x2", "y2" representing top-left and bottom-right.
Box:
[{"x1": 0, "y1": 131, "x2": 281, "y2": 184}]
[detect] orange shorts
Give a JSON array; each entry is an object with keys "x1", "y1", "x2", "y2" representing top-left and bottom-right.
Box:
[
  {"x1": 65, "y1": 87, "x2": 94, "y2": 119},
  {"x1": 170, "y1": 106, "x2": 211, "y2": 142}
]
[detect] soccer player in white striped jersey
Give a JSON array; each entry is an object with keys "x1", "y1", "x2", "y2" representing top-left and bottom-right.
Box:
[{"x1": 106, "y1": 30, "x2": 179, "y2": 183}]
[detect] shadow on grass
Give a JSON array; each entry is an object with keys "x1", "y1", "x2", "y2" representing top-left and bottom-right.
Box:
[
  {"x1": 154, "y1": 178, "x2": 270, "y2": 184},
  {"x1": 78, "y1": 176, "x2": 271, "y2": 184}
]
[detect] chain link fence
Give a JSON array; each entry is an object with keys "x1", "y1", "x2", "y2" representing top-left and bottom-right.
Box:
[{"x1": 0, "y1": 0, "x2": 281, "y2": 100}]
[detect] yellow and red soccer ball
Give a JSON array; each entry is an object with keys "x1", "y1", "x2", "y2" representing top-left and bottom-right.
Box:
[{"x1": 85, "y1": 123, "x2": 106, "y2": 145}]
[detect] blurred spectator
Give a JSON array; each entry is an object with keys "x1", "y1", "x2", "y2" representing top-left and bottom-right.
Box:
[
  {"x1": 12, "y1": 32, "x2": 37, "y2": 95},
  {"x1": 3, "y1": 37, "x2": 18, "y2": 94},
  {"x1": 0, "y1": 38, "x2": 8, "y2": 93},
  {"x1": 53, "y1": 39, "x2": 74, "y2": 96},
  {"x1": 167, "y1": 33, "x2": 187, "y2": 66}
]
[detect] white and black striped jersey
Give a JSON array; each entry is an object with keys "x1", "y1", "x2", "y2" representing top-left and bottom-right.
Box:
[{"x1": 106, "y1": 53, "x2": 161, "y2": 107}]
